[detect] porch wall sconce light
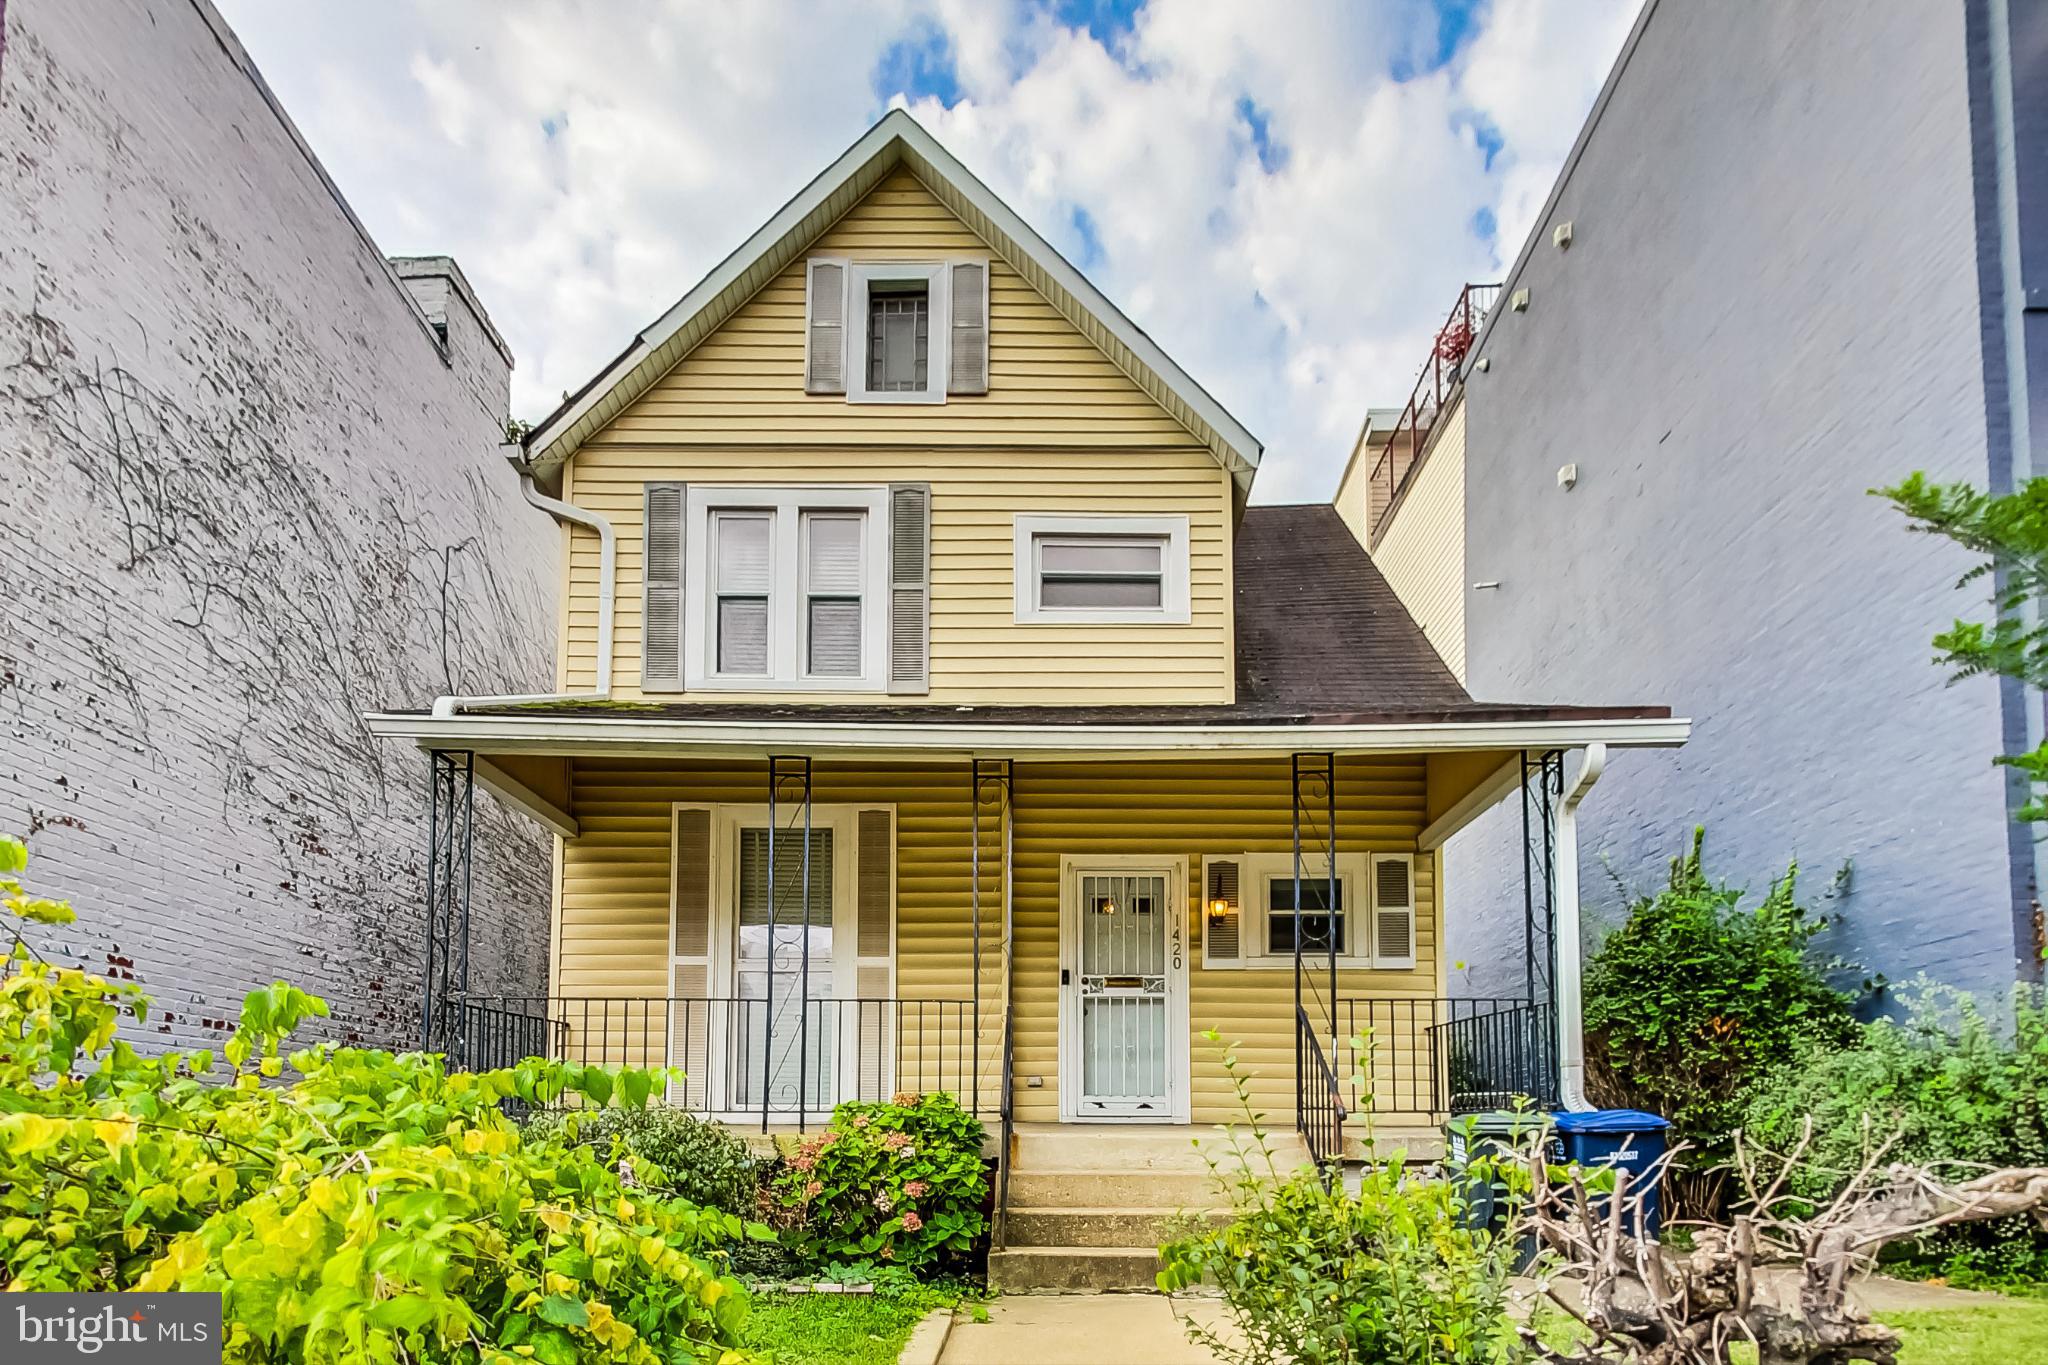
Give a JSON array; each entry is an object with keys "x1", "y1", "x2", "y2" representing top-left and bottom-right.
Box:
[{"x1": 1207, "y1": 898, "x2": 1231, "y2": 920}]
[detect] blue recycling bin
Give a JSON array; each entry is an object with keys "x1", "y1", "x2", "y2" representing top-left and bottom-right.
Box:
[{"x1": 1552, "y1": 1109, "x2": 1672, "y2": 1237}]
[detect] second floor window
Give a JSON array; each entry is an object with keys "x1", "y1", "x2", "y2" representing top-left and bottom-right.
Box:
[
  {"x1": 685, "y1": 486, "x2": 891, "y2": 691},
  {"x1": 866, "y1": 282, "x2": 930, "y2": 393}
]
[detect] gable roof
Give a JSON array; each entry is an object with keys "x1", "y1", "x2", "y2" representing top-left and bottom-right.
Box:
[{"x1": 520, "y1": 109, "x2": 1263, "y2": 494}]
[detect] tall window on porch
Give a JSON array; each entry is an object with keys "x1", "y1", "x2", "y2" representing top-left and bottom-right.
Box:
[
  {"x1": 734, "y1": 827, "x2": 834, "y2": 1111},
  {"x1": 1266, "y1": 877, "x2": 1345, "y2": 956}
]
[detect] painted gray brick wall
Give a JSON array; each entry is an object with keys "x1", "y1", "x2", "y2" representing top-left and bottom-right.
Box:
[
  {"x1": 0, "y1": 0, "x2": 557, "y2": 1047},
  {"x1": 1446, "y1": 0, "x2": 2027, "y2": 1000}
]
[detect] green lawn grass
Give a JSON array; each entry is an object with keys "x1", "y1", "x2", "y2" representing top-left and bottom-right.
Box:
[
  {"x1": 742, "y1": 1291, "x2": 943, "y2": 1365},
  {"x1": 1889, "y1": 1302, "x2": 2048, "y2": 1363},
  {"x1": 1533, "y1": 1297, "x2": 2048, "y2": 1363}
]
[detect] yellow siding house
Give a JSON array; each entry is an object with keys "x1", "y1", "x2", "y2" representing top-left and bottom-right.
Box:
[{"x1": 368, "y1": 112, "x2": 1684, "y2": 1287}]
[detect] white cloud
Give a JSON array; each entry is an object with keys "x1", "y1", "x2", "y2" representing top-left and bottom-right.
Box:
[{"x1": 217, "y1": 0, "x2": 1636, "y2": 502}]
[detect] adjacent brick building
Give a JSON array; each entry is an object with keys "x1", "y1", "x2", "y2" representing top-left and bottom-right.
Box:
[{"x1": 0, "y1": 0, "x2": 556, "y2": 1046}]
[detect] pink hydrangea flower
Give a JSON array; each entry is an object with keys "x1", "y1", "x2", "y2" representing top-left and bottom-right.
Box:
[
  {"x1": 901, "y1": 1211, "x2": 923, "y2": 1232},
  {"x1": 853, "y1": 1114, "x2": 871, "y2": 1128},
  {"x1": 805, "y1": 1179, "x2": 823, "y2": 1198},
  {"x1": 904, "y1": 1180, "x2": 928, "y2": 1199},
  {"x1": 881, "y1": 1131, "x2": 910, "y2": 1151}
]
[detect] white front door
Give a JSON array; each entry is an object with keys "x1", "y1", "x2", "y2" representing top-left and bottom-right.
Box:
[{"x1": 1060, "y1": 858, "x2": 1189, "y2": 1122}]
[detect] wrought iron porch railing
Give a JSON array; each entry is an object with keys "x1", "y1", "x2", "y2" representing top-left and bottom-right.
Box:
[
  {"x1": 1430, "y1": 1001, "x2": 1557, "y2": 1114},
  {"x1": 439, "y1": 994, "x2": 990, "y2": 1124},
  {"x1": 1337, "y1": 996, "x2": 1540, "y2": 1116},
  {"x1": 1295, "y1": 1006, "x2": 1348, "y2": 1167},
  {"x1": 1365, "y1": 282, "x2": 1502, "y2": 541}
]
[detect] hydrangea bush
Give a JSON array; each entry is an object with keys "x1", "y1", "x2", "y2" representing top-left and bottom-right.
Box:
[{"x1": 767, "y1": 1092, "x2": 986, "y2": 1270}]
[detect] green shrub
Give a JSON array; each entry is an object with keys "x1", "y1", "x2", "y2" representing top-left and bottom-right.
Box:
[
  {"x1": 767, "y1": 1092, "x2": 986, "y2": 1271},
  {"x1": 1743, "y1": 983, "x2": 2048, "y2": 1284},
  {"x1": 529, "y1": 1104, "x2": 761, "y2": 1217},
  {"x1": 0, "y1": 834, "x2": 766, "y2": 1364},
  {"x1": 1583, "y1": 827, "x2": 1860, "y2": 1195},
  {"x1": 1157, "y1": 1033, "x2": 1525, "y2": 1365}
]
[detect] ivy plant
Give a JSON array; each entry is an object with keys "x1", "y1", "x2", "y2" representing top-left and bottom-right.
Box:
[{"x1": 0, "y1": 834, "x2": 767, "y2": 1364}]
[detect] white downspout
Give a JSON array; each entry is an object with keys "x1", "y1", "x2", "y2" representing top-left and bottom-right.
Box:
[
  {"x1": 430, "y1": 470, "x2": 616, "y2": 717},
  {"x1": 1553, "y1": 741, "x2": 1606, "y2": 1112}
]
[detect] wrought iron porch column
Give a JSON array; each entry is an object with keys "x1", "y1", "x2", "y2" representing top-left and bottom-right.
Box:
[
  {"x1": 420, "y1": 749, "x2": 476, "y2": 1055},
  {"x1": 1290, "y1": 752, "x2": 1338, "y2": 1136},
  {"x1": 972, "y1": 758, "x2": 1015, "y2": 1247},
  {"x1": 768, "y1": 756, "x2": 814, "y2": 1132}
]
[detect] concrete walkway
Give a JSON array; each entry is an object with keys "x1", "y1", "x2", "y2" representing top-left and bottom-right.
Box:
[{"x1": 937, "y1": 1295, "x2": 1233, "y2": 1364}]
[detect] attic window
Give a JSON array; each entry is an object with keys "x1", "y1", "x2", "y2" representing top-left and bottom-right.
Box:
[
  {"x1": 867, "y1": 282, "x2": 930, "y2": 392},
  {"x1": 808, "y1": 258, "x2": 988, "y2": 403}
]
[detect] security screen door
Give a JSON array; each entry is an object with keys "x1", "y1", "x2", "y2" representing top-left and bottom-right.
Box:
[{"x1": 1074, "y1": 870, "x2": 1173, "y2": 1117}]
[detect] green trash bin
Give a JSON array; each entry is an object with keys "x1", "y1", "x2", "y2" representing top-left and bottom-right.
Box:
[{"x1": 1444, "y1": 1110, "x2": 1554, "y2": 1269}]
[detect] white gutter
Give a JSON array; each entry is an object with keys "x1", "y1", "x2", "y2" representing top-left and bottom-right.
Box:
[
  {"x1": 430, "y1": 472, "x2": 616, "y2": 717},
  {"x1": 1552, "y1": 742, "x2": 1607, "y2": 1112},
  {"x1": 366, "y1": 711, "x2": 1687, "y2": 760}
]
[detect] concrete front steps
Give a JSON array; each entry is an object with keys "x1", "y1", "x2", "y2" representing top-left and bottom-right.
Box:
[{"x1": 988, "y1": 1123, "x2": 1307, "y2": 1292}]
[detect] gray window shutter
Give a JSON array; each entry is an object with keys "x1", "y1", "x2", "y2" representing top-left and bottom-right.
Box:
[
  {"x1": 806, "y1": 259, "x2": 848, "y2": 394},
  {"x1": 1371, "y1": 854, "x2": 1416, "y2": 969},
  {"x1": 947, "y1": 260, "x2": 988, "y2": 395},
  {"x1": 1203, "y1": 857, "x2": 1242, "y2": 968},
  {"x1": 888, "y1": 484, "x2": 931, "y2": 694},
  {"x1": 642, "y1": 482, "x2": 685, "y2": 690}
]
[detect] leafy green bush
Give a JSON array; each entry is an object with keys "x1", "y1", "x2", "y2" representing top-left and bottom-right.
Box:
[
  {"x1": 767, "y1": 1092, "x2": 986, "y2": 1271},
  {"x1": 1583, "y1": 827, "x2": 1859, "y2": 1195},
  {"x1": 0, "y1": 835, "x2": 765, "y2": 1364},
  {"x1": 1743, "y1": 983, "x2": 2048, "y2": 1286},
  {"x1": 1157, "y1": 1033, "x2": 1525, "y2": 1364},
  {"x1": 529, "y1": 1103, "x2": 761, "y2": 1217}
]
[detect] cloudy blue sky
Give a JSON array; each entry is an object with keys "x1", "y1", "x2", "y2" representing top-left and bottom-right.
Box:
[{"x1": 218, "y1": 0, "x2": 1637, "y2": 502}]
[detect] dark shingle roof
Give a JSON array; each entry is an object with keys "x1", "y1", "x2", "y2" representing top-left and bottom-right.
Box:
[{"x1": 467, "y1": 504, "x2": 1665, "y2": 727}]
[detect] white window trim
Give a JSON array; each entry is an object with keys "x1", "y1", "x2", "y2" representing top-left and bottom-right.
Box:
[
  {"x1": 846, "y1": 261, "x2": 951, "y2": 405},
  {"x1": 682, "y1": 485, "x2": 890, "y2": 692},
  {"x1": 1012, "y1": 513, "x2": 1192, "y2": 624},
  {"x1": 1203, "y1": 852, "x2": 1373, "y2": 970}
]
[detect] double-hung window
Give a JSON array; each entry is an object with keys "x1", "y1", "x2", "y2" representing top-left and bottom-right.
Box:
[
  {"x1": 684, "y1": 486, "x2": 890, "y2": 691},
  {"x1": 1013, "y1": 514, "x2": 1191, "y2": 623}
]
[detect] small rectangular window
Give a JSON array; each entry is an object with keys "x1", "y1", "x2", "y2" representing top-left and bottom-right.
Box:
[
  {"x1": 1013, "y1": 515, "x2": 1190, "y2": 624},
  {"x1": 1038, "y1": 536, "x2": 1165, "y2": 609},
  {"x1": 714, "y1": 512, "x2": 772, "y2": 675},
  {"x1": 867, "y1": 283, "x2": 929, "y2": 393},
  {"x1": 1266, "y1": 877, "x2": 1345, "y2": 956}
]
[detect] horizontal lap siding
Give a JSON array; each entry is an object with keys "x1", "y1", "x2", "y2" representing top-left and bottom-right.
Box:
[
  {"x1": 558, "y1": 170, "x2": 1232, "y2": 705},
  {"x1": 554, "y1": 756, "x2": 1438, "y2": 1126},
  {"x1": 1370, "y1": 401, "x2": 1467, "y2": 681}
]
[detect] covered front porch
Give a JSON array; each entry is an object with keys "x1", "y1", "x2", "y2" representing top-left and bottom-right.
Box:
[{"x1": 369, "y1": 709, "x2": 1684, "y2": 1180}]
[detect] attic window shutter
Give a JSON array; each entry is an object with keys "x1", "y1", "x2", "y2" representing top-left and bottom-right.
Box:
[
  {"x1": 1203, "y1": 857, "x2": 1242, "y2": 967},
  {"x1": 806, "y1": 259, "x2": 848, "y2": 394},
  {"x1": 947, "y1": 260, "x2": 988, "y2": 395},
  {"x1": 888, "y1": 484, "x2": 931, "y2": 694},
  {"x1": 642, "y1": 483, "x2": 685, "y2": 690},
  {"x1": 1371, "y1": 854, "x2": 1416, "y2": 969}
]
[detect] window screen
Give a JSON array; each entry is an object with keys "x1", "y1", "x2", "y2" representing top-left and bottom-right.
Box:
[
  {"x1": 1037, "y1": 535, "x2": 1166, "y2": 610},
  {"x1": 867, "y1": 283, "x2": 930, "y2": 393},
  {"x1": 1266, "y1": 876, "x2": 1345, "y2": 955}
]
